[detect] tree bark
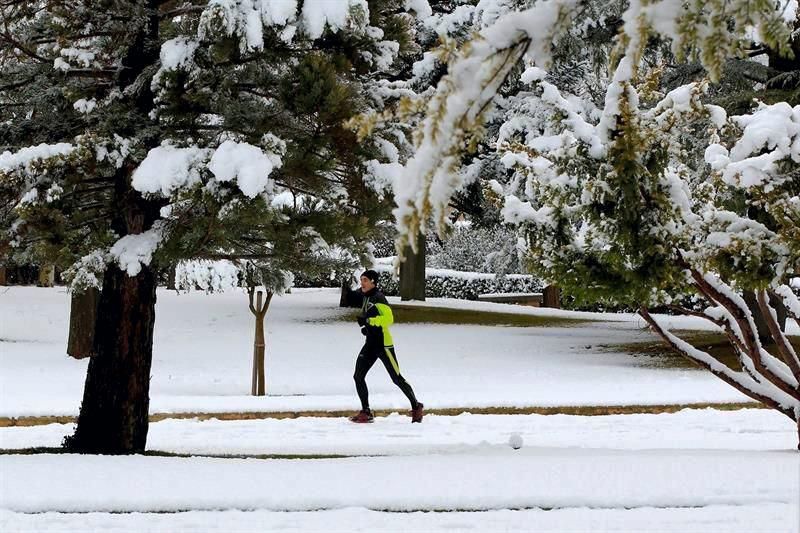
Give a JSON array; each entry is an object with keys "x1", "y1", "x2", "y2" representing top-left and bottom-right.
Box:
[
  {"x1": 64, "y1": 264, "x2": 157, "y2": 453},
  {"x1": 67, "y1": 287, "x2": 100, "y2": 359},
  {"x1": 399, "y1": 231, "x2": 426, "y2": 301},
  {"x1": 166, "y1": 263, "x2": 177, "y2": 290},
  {"x1": 0, "y1": 266, "x2": 6, "y2": 286},
  {"x1": 743, "y1": 290, "x2": 787, "y2": 343},
  {"x1": 60, "y1": 0, "x2": 163, "y2": 454}
]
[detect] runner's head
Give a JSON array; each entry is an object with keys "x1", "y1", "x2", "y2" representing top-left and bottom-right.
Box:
[{"x1": 360, "y1": 269, "x2": 379, "y2": 292}]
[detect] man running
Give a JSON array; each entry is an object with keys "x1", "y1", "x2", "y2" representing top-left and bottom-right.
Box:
[{"x1": 340, "y1": 269, "x2": 424, "y2": 423}]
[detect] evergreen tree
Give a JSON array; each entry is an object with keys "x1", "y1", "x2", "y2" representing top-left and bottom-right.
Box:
[
  {"x1": 394, "y1": 0, "x2": 800, "y2": 446},
  {"x1": 0, "y1": 0, "x2": 415, "y2": 453}
]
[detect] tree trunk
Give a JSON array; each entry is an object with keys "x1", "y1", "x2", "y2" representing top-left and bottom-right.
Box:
[
  {"x1": 399, "y1": 231, "x2": 426, "y2": 301},
  {"x1": 743, "y1": 290, "x2": 787, "y2": 344},
  {"x1": 67, "y1": 287, "x2": 100, "y2": 359},
  {"x1": 0, "y1": 266, "x2": 6, "y2": 286},
  {"x1": 64, "y1": 264, "x2": 157, "y2": 454},
  {"x1": 166, "y1": 263, "x2": 177, "y2": 290}
]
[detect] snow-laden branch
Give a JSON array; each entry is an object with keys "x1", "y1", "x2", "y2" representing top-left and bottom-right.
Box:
[
  {"x1": 756, "y1": 289, "x2": 800, "y2": 383},
  {"x1": 688, "y1": 269, "x2": 799, "y2": 394},
  {"x1": 705, "y1": 102, "x2": 800, "y2": 190},
  {"x1": 639, "y1": 306, "x2": 798, "y2": 419},
  {"x1": 395, "y1": 0, "x2": 794, "y2": 256},
  {"x1": 394, "y1": 0, "x2": 581, "y2": 260}
]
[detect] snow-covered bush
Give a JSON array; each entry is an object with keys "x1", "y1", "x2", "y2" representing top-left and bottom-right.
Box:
[
  {"x1": 374, "y1": 264, "x2": 542, "y2": 300},
  {"x1": 427, "y1": 223, "x2": 522, "y2": 274}
]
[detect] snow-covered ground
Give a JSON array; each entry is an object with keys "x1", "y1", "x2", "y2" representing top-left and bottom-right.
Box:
[
  {"x1": 1, "y1": 409, "x2": 798, "y2": 531},
  {"x1": 1, "y1": 408, "x2": 794, "y2": 455},
  {"x1": 0, "y1": 286, "x2": 777, "y2": 418},
  {"x1": 2, "y1": 287, "x2": 799, "y2": 531},
  {"x1": 0, "y1": 505, "x2": 794, "y2": 533}
]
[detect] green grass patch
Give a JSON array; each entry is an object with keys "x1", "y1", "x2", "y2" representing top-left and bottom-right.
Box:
[
  {"x1": 334, "y1": 304, "x2": 598, "y2": 327},
  {"x1": 609, "y1": 330, "x2": 800, "y2": 370}
]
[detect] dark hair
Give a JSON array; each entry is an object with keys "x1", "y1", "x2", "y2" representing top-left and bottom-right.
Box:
[{"x1": 361, "y1": 269, "x2": 379, "y2": 284}]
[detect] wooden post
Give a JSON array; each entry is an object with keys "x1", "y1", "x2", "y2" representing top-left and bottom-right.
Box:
[
  {"x1": 67, "y1": 287, "x2": 100, "y2": 359},
  {"x1": 248, "y1": 287, "x2": 272, "y2": 396},
  {"x1": 543, "y1": 285, "x2": 560, "y2": 308},
  {"x1": 38, "y1": 264, "x2": 55, "y2": 287}
]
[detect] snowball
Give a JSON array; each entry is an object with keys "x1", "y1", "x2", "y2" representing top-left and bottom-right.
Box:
[{"x1": 508, "y1": 433, "x2": 523, "y2": 449}]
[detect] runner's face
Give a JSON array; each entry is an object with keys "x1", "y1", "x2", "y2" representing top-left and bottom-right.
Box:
[{"x1": 360, "y1": 276, "x2": 375, "y2": 292}]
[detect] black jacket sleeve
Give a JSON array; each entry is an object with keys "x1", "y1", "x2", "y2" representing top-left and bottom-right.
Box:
[{"x1": 339, "y1": 283, "x2": 364, "y2": 308}]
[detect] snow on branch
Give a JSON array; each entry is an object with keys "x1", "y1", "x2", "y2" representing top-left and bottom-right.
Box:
[
  {"x1": 639, "y1": 306, "x2": 799, "y2": 418},
  {"x1": 208, "y1": 140, "x2": 280, "y2": 198},
  {"x1": 395, "y1": 0, "x2": 795, "y2": 256},
  {"x1": 132, "y1": 140, "x2": 282, "y2": 199},
  {"x1": 776, "y1": 285, "x2": 800, "y2": 321},
  {"x1": 132, "y1": 144, "x2": 210, "y2": 197},
  {"x1": 197, "y1": 0, "x2": 374, "y2": 51},
  {"x1": 0, "y1": 143, "x2": 75, "y2": 175},
  {"x1": 109, "y1": 222, "x2": 166, "y2": 276},
  {"x1": 394, "y1": 0, "x2": 580, "y2": 260},
  {"x1": 705, "y1": 102, "x2": 800, "y2": 190},
  {"x1": 174, "y1": 259, "x2": 296, "y2": 294}
]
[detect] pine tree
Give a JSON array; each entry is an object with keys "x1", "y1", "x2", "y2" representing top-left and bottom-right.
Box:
[{"x1": 0, "y1": 0, "x2": 414, "y2": 453}]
